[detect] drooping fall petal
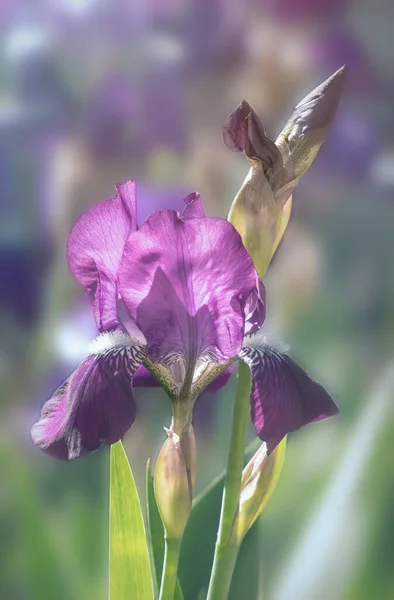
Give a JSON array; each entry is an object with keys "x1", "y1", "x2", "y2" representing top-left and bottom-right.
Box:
[
  {"x1": 240, "y1": 341, "x2": 338, "y2": 453},
  {"x1": 31, "y1": 334, "x2": 145, "y2": 460}
]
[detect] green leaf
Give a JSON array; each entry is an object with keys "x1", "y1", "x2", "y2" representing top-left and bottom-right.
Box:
[
  {"x1": 146, "y1": 460, "x2": 184, "y2": 600},
  {"x1": 110, "y1": 441, "x2": 154, "y2": 600},
  {"x1": 178, "y1": 475, "x2": 223, "y2": 599}
]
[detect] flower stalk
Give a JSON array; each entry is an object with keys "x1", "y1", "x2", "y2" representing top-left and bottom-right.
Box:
[
  {"x1": 159, "y1": 537, "x2": 181, "y2": 600},
  {"x1": 206, "y1": 360, "x2": 252, "y2": 600}
]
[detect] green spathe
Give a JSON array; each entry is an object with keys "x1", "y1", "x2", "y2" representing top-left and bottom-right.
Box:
[{"x1": 154, "y1": 430, "x2": 192, "y2": 540}]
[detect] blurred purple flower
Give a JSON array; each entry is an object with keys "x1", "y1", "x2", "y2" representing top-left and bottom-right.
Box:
[
  {"x1": 0, "y1": 248, "x2": 41, "y2": 325},
  {"x1": 31, "y1": 181, "x2": 338, "y2": 460},
  {"x1": 84, "y1": 66, "x2": 186, "y2": 158},
  {"x1": 313, "y1": 110, "x2": 381, "y2": 179},
  {"x1": 265, "y1": 0, "x2": 346, "y2": 21},
  {"x1": 184, "y1": 0, "x2": 245, "y2": 69},
  {"x1": 140, "y1": 61, "x2": 186, "y2": 152},
  {"x1": 309, "y1": 27, "x2": 385, "y2": 95},
  {"x1": 83, "y1": 73, "x2": 141, "y2": 159}
]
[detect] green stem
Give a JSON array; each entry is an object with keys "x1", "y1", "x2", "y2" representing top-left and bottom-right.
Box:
[
  {"x1": 206, "y1": 361, "x2": 252, "y2": 600},
  {"x1": 207, "y1": 545, "x2": 239, "y2": 600},
  {"x1": 158, "y1": 537, "x2": 181, "y2": 600}
]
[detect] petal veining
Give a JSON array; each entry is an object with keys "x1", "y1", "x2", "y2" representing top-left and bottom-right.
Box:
[
  {"x1": 118, "y1": 209, "x2": 265, "y2": 373},
  {"x1": 67, "y1": 181, "x2": 137, "y2": 331}
]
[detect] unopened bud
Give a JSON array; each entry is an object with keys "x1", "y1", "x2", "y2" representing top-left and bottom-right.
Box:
[
  {"x1": 225, "y1": 68, "x2": 345, "y2": 277},
  {"x1": 277, "y1": 66, "x2": 346, "y2": 178},
  {"x1": 154, "y1": 427, "x2": 196, "y2": 539},
  {"x1": 224, "y1": 100, "x2": 296, "y2": 278},
  {"x1": 227, "y1": 164, "x2": 295, "y2": 278},
  {"x1": 234, "y1": 438, "x2": 286, "y2": 542}
]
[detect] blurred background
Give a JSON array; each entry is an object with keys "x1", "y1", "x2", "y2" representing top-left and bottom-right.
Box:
[{"x1": 1, "y1": 0, "x2": 394, "y2": 598}]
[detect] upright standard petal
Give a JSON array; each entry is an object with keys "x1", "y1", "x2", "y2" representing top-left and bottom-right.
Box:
[
  {"x1": 182, "y1": 192, "x2": 206, "y2": 220},
  {"x1": 118, "y1": 208, "x2": 264, "y2": 371},
  {"x1": 240, "y1": 340, "x2": 338, "y2": 453},
  {"x1": 67, "y1": 181, "x2": 137, "y2": 331},
  {"x1": 31, "y1": 333, "x2": 146, "y2": 460}
]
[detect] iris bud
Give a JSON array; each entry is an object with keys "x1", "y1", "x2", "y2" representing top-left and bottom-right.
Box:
[
  {"x1": 225, "y1": 67, "x2": 345, "y2": 278},
  {"x1": 154, "y1": 425, "x2": 196, "y2": 539},
  {"x1": 276, "y1": 66, "x2": 347, "y2": 179},
  {"x1": 233, "y1": 439, "x2": 286, "y2": 543}
]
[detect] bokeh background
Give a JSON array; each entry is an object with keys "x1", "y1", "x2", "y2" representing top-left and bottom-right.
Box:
[{"x1": 1, "y1": 0, "x2": 394, "y2": 598}]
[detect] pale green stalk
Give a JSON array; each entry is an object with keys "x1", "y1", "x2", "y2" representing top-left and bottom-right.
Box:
[
  {"x1": 158, "y1": 537, "x2": 181, "y2": 600},
  {"x1": 206, "y1": 361, "x2": 252, "y2": 600}
]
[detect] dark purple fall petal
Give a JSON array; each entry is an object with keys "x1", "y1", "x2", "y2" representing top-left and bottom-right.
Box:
[
  {"x1": 240, "y1": 345, "x2": 339, "y2": 453},
  {"x1": 67, "y1": 181, "x2": 137, "y2": 332},
  {"x1": 118, "y1": 210, "x2": 265, "y2": 367},
  {"x1": 31, "y1": 344, "x2": 145, "y2": 460}
]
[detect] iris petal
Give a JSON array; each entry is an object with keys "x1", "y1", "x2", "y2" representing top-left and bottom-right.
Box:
[
  {"x1": 31, "y1": 342, "x2": 145, "y2": 460},
  {"x1": 67, "y1": 181, "x2": 137, "y2": 331},
  {"x1": 118, "y1": 208, "x2": 265, "y2": 370},
  {"x1": 240, "y1": 343, "x2": 339, "y2": 453},
  {"x1": 182, "y1": 192, "x2": 205, "y2": 220}
]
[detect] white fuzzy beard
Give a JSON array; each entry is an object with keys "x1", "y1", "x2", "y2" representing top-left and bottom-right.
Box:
[{"x1": 88, "y1": 331, "x2": 139, "y2": 355}]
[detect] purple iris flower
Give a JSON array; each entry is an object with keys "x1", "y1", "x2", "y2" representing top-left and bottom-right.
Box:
[{"x1": 31, "y1": 181, "x2": 338, "y2": 460}]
